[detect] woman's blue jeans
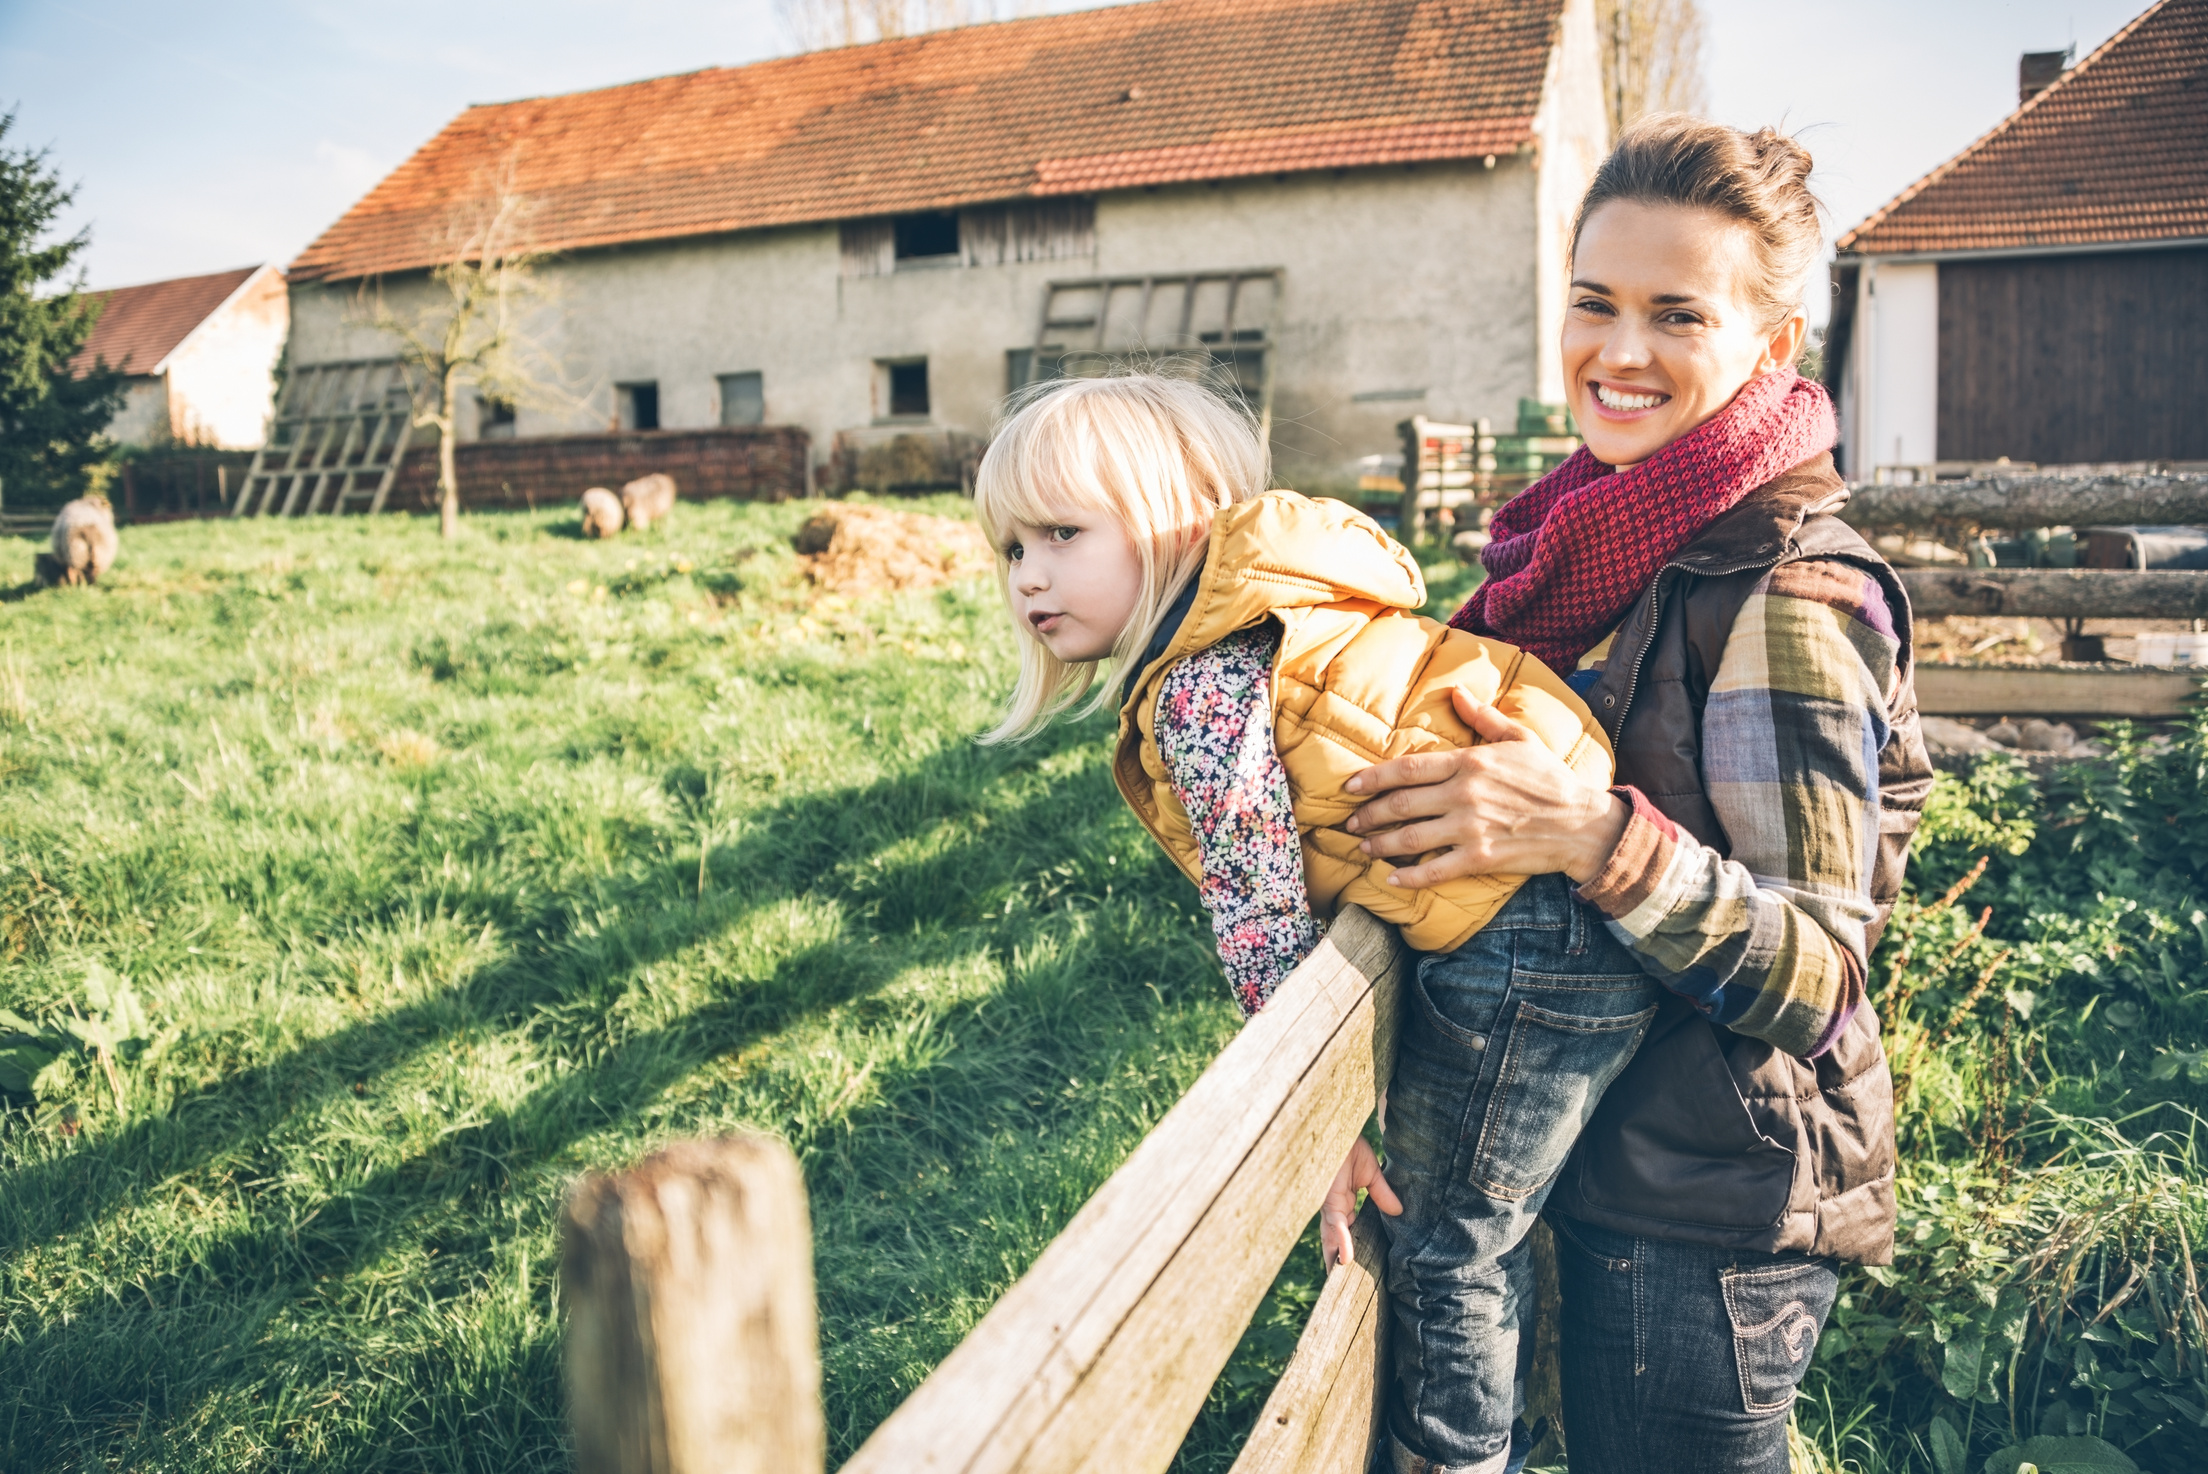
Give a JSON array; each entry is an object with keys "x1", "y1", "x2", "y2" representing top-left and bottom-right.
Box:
[
  {"x1": 1380, "y1": 874, "x2": 1661, "y2": 1473},
  {"x1": 1549, "y1": 1213, "x2": 1840, "y2": 1473}
]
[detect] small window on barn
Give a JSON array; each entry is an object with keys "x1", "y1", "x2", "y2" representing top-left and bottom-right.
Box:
[
  {"x1": 616, "y1": 382, "x2": 660, "y2": 432},
  {"x1": 719, "y1": 372, "x2": 765, "y2": 427},
  {"x1": 893, "y1": 212, "x2": 961, "y2": 263},
  {"x1": 477, "y1": 395, "x2": 517, "y2": 440},
  {"x1": 878, "y1": 359, "x2": 930, "y2": 419}
]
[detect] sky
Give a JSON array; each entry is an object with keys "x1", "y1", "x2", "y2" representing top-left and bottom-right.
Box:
[{"x1": 0, "y1": 0, "x2": 2158, "y2": 320}]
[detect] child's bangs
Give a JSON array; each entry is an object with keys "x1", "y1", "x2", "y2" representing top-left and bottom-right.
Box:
[{"x1": 972, "y1": 396, "x2": 1130, "y2": 552}]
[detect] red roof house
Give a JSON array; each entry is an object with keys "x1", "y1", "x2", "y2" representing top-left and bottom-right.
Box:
[
  {"x1": 1826, "y1": 0, "x2": 2208, "y2": 472},
  {"x1": 284, "y1": 0, "x2": 1609, "y2": 491},
  {"x1": 75, "y1": 264, "x2": 289, "y2": 449}
]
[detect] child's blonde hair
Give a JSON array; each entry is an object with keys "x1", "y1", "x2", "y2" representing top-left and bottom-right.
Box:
[{"x1": 974, "y1": 372, "x2": 1270, "y2": 744}]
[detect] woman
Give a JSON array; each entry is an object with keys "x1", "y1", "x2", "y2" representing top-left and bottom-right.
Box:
[{"x1": 1346, "y1": 116, "x2": 1933, "y2": 1473}]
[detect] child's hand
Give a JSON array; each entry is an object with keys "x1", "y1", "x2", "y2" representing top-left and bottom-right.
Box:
[{"x1": 1320, "y1": 1136, "x2": 1401, "y2": 1269}]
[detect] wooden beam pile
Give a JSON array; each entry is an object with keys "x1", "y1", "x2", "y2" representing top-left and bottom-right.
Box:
[{"x1": 1854, "y1": 472, "x2": 2207, "y2": 717}]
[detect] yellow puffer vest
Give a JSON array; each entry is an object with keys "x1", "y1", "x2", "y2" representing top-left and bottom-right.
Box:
[{"x1": 1112, "y1": 490, "x2": 1614, "y2": 955}]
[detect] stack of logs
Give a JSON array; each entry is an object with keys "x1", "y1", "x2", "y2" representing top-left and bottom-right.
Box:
[{"x1": 1847, "y1": 471, "x2": 2208, "y2": 720}]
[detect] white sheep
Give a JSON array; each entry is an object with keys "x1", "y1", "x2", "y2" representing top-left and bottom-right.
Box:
[
  {"x1": 619, "y1": 473, "x2": 677, "y2": 532},
  {"x1": 36, "y1": 497, "x2": 119, "y2": 586},
  {"x1": 580, "y1": 486, "x2": 625, "y2": 539}
]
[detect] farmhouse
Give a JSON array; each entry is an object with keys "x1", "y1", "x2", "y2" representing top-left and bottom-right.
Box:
[
  {"x1": 1825, "y1": 0, "x2": 2208, "y2": 475},
  {"x1": 282, "y1": 0, "x2": 1606, "y2": 500},
  {"x1": 71, "y1": 263, "x2": 288, "y2": 450}
]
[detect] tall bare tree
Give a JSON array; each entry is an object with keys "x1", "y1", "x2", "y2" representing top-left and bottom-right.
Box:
[
  {"x1": 355, "y1": 181, "x2": 561, "y2": 539},
  {"x1": 1595, "y1": 0, "x2": 1709, "y2": 138},
  {"x1": 776, "y1": 0, "x2": 1008, "y2": 50}
]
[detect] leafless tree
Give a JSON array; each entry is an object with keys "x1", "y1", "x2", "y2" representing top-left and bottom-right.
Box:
[
  {"x1": 1595, "y1": 0, "x2": 1709, "y2": 138},
  {"x1": 354, "y1": 174, "x2": 566, "y2": 539},
  {"x1": 777, "y1": 0, "x2": 1029, "y2": 50}
]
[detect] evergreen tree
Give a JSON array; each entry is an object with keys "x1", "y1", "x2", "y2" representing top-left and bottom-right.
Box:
[{"x1": 0, "y1": 113, "x2": 123, "y2": 507}]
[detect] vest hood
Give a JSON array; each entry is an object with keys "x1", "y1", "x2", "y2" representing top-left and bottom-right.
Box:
[{"x1": 1131, "y1": 490, "x2": 1426, "y2": 700}]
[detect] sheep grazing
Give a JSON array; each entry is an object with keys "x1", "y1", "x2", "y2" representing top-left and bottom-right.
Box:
[
  {"x1": 619, "y1": 473, "x2": 677, "y2": 532},
  {"x1": 35, "y1": 497, "x2": 119, "y2": 587},
  {"x1": 579, "y1": 487, "x2": 625, "y2": 539}
]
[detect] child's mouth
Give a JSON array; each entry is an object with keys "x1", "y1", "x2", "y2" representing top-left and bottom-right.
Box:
[{"x1": 1029, "y1": 611, "x2": 1063, "y2": 634}]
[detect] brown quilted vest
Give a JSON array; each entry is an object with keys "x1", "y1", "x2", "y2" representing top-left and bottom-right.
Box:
[{"x1": 1544, "y1": 454, "x2": 1935, "y2": 1266}]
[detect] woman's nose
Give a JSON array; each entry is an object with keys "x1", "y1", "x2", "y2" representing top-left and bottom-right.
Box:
[{"x1": 1599, "y1": 328, "x2": 1652, "y2": 371}]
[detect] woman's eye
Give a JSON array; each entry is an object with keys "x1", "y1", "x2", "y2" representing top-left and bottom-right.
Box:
[
  {"x1": 1659, "y1": 310, "x2": 1703, "y2": 327},
  {"x1": 1572, "y1": 297, "x2": 1614, "y2": 316}
]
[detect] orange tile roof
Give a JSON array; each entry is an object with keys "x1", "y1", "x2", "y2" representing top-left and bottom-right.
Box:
[
  {"x1": 290, "y1": 0, "x2": 1564, "y2": 283},
  {"x1": 1837, "y1": 0, "x2": 2208, "y2": 256},
  {"x1": 70, "y1": 265, "x2": 263, "y2": 376}
]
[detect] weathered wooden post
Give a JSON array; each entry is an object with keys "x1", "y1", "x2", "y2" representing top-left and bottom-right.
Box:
[{"x1": 561, "y1": 1135, "x2": 825, "y2": 1474}]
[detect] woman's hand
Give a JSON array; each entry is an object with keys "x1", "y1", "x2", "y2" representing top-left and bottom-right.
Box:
[
  {"x1": 1320, "y1": 1135, "x2": 1402, "y2": 1268},
  {"x1": 1343, "y1": 690, "x2": 1630, "y2": 888}
]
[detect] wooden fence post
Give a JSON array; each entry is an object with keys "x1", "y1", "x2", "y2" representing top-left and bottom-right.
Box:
[{"x1": 561, "y1": 1135, "x2": 824, "y2": 1474}]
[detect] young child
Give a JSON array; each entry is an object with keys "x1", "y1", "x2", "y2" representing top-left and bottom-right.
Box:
[{"x1": 975, "y1": 373, "x2": 1655, "y2": 1474}]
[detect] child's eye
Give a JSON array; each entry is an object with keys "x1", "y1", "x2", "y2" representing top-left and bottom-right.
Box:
[
  {"x1": 1005, "y1": 540, "x2": 1024, "y2": 562},
  {"x1": 1049, "y1": 526, "x2": 1080, "y2": 543}
]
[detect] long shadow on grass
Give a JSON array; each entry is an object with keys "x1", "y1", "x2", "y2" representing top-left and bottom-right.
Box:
[
  {"x1": 3, "y1": 788, "x2": 1201, "y2": 1469},
  {"x1": 0, "y1": 718, "x2": 1125, "y2": 1264}
]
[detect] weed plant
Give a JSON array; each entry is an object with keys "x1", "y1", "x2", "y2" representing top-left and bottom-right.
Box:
[{"x1": 0, "y1": 507, "x2": 2201, "y2": 1472}]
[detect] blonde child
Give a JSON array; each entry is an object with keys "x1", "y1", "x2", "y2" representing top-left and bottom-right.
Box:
[{"x1": 974, "y1": 373, "x2": 1662, "y2": 1474}]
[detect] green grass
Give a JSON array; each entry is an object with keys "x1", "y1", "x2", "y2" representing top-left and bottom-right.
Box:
[
  {"x1": 3, "y1": 502, "x2": 2203, "y2": 1473},
  {"x1": 0, "y1": 500, "x2": 1321, "y2": 1470}
]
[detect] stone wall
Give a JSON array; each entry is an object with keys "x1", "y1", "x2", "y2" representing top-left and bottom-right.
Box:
[{"x1": 388, "y1": 426, "x2": 810, "y2": 511}]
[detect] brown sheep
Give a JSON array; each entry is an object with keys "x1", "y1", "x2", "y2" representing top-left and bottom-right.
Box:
[
  {"x1": 35, "y1": 497, "x2": 119, "y2": 587},
  {"x1": 579, "y1": 486, "x2": 625, "y2": 539},
  {"x1": 619, "y1": 473, "x2": 677, "y2": 532}
]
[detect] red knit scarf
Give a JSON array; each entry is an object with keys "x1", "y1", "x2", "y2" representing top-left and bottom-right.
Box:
[{"x1": 1449, "y1": 370, "x2": 1838, "y2": 673}]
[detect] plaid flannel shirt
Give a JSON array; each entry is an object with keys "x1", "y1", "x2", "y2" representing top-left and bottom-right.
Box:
[{"x1": 1574, "y1": 558, "x2": 1898, "y2": 1058}]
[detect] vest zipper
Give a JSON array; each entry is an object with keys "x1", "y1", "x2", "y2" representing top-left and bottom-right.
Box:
[{"x1": 1610, "y1": 545, "x2": 1792, "y2": 735}]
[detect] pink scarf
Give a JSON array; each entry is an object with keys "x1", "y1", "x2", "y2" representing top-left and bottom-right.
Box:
[{"x1": 1450, "y1": 371, "x2": 1838, "y2": 673}]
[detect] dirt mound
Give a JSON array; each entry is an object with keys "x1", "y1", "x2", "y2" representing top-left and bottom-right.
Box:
[{"x1": 794, "y1": 503, "x2": 994, "y2": 598}]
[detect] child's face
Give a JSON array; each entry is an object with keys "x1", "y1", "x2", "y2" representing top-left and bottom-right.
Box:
[{"x1": 1004, "y1": 507, "x2": 1146, "y2": 664}]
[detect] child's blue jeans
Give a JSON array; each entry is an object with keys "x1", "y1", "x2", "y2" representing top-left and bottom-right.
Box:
[{"x1": 1380, "y1": 873, "x2": 1661, "y2": 1473}]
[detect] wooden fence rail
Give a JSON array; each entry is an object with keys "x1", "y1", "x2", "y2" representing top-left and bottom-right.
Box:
[
  {"x1": 1841, "y1": 472, "x2": 2208, "y2": 530},
  {"x1": 1898, "y1": 568, "x2": 2208, "y2": 620},
  {"x1": 564, "y1": 906, "x2": 1404, "y2": 1474}
]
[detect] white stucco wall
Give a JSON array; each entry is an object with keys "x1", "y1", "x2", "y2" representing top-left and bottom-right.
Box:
[
  {"x1": 163, "y1": 266, "x2": 289, "y2": 448},
  {"x1": 1845, "y1": 260, "x2": 1940, "y2": 473},
  {"x1": 288, "y1": 162, "x2": 1547, "y2": 493},
  {"x1": 106, "y1": 377, "x2": 170, "y2": 447},
  {"x1": 1532, "y1": 0, "x2": 1610, "y2": 408}
]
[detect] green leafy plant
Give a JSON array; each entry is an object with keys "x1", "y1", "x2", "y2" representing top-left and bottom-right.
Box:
[{"x1": 0, "y1": 963, "x2": 150, "y2": 1114}]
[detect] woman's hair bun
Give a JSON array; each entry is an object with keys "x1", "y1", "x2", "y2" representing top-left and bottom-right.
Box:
[{"x1": 1573, "y1": 115, "x2": 1826, "y2": 335}]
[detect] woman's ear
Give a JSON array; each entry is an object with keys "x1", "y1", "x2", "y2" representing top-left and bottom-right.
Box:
[{"x1": 1765, "y1": 308, "x2": 1809, "y2": 373}]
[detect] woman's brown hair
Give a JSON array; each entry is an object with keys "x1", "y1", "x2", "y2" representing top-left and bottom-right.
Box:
[{"x1": 1572, "y1": 114, "x2": 1825, "y2": 338}]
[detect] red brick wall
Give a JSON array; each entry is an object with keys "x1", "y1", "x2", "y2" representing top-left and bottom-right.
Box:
[{"x1": 389, "y1": 426, "x2": 810, "y2": 511}]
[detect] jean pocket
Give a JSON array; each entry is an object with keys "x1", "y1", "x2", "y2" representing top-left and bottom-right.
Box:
[
  {"x1": 1470, "y1": 999, "x2": 1657, "y2": 1199},
  {"x1": 1409, "y1": 940, "x2": 1514, "y2": 1053},
  {"x1": 1721, "y1": 1260, "x2": 1836, "y2": 1413}
]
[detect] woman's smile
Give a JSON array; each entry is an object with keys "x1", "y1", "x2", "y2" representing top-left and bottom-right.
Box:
[{"x1": 1588, "y1": 380, "x2": 1672, "y2": 418}]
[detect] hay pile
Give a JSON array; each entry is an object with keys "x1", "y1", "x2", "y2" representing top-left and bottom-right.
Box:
[{"x1": 794, "y1": 503, "x2": 994, "y2": 597}]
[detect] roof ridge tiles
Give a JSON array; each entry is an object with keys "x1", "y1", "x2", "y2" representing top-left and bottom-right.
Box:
[
  {"x1": 289, "y1": 0, "x2": 1566, "y2": 282},
  {"x1": 1837, "y1": 0, "x2": 2208, "y2": 257}
]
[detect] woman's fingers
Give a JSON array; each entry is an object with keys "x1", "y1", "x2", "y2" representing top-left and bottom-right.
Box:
[
  {"x1": 1381, "y1": 846, "x2": 1492, "y2": 889},
  {"x1": 1344, "y1": 747, "x2": 1471, "y2": 801},
  {"x1": 1453, "y1": 690, "x2": 1540, "y2": 745}
]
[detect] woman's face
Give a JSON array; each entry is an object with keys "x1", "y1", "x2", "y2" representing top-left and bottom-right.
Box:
[{"x1": 1562, "y1": 201, "x2": 1808, "y2": 469}]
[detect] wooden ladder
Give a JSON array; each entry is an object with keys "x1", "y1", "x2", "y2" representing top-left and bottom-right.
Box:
[
  {"x1": 1029, "y1": 269, "x2": 1284, "y2": 435},
  {"x1": 231, "y1": 359, "x2": 413, "y2": 517}
]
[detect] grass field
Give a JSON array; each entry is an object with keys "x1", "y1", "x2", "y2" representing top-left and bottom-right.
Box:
[{"x1": 0, "y1": 499, "x2": 2202, "y2": 1473}]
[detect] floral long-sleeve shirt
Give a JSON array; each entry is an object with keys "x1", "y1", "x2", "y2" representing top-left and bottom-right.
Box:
[
  {"x1": 1153, "y1": 623, "x2": 1322, "y2": 1016},
  {"x1": 1574, "y1": 557, "x2": 1901, "y2": 1058}
]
